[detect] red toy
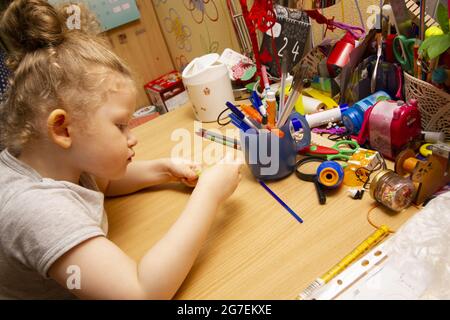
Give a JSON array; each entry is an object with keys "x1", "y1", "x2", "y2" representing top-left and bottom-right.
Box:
[
  {"x1": 357, "y1": 99, "x2": 422, "y2": 160},
  {"x1": 144, "y1": 71, "x2": 188, "y2": 114},
  {"x1": 327, "y1": 32, "x2": 357, "y2": 77}
]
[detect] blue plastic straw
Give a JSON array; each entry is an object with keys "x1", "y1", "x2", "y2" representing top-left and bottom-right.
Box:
[{"x1": 259, "y1": 180, "x2": 303, "y2": 224}]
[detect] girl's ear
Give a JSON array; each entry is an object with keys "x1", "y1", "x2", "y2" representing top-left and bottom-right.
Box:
[{"x1": 47, "y1": 109, "x2": 72, "y2": 149}]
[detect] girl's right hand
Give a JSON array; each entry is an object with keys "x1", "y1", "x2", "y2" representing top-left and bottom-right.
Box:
[{"x1": 197, "y1": 153, "x2": 244, "y2": 203}]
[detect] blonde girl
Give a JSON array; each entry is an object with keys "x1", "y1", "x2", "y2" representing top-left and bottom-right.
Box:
[{"x1": 0, "y1": 0, "x2": 242, "y2": 299}]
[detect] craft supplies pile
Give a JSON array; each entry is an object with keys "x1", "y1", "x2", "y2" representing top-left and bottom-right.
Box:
[{"x1": 192, "y1": 0, "x2": 449, "y2": 215}]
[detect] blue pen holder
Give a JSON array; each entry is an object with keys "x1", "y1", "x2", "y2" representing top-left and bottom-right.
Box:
[{"x1": 240, "y1": 113, "x2": 311, "y2": 181}]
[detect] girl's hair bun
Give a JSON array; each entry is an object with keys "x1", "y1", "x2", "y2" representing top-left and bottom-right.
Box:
[{"x1": 0, "y1": 0, "x2": 65, "y2": 54}]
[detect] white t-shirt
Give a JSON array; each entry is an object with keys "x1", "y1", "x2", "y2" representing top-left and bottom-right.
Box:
[{"x1": 0, "y1": 149, "x2": 108, "y2": 299}]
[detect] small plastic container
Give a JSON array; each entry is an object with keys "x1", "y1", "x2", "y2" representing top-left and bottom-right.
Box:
[
  {"x1": 341, "y1": 91, "x2": 391, "y2": 134},
  {"x1": 369, "y1": 170, "x2": 416, "y2": 212}
]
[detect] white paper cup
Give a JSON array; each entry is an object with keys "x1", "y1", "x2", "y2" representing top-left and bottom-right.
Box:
[{"x1": 182, "y1": 54, "x2": 234, "y2": 122}]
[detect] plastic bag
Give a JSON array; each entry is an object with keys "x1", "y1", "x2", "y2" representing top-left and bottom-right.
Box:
[{"x1": 389, "y1": 191, "x2": 450, "y2": 299}]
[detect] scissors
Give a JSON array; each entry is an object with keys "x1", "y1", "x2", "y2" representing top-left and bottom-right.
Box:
[
  {"x1": 300, "y1": 140, "x2": 360, "y2": 161},
  {"x1": 393, "y1": 35, "x2": 416, "y2": 74}
]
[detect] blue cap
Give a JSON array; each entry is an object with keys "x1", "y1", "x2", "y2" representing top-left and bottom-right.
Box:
[
  {"x1": 342, "y1": 107, "x2": 364, "y2": 134},
  {"x1": 339, "y1": 103, "x2": 349, "y2": 113},
  {"x1": 290, "y1": 118, "x2": 302, "y2": 132}
]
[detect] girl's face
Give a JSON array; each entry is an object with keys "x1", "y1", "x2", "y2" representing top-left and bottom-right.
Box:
[{"x1": 71, "y1": 84, "x2": 138, "y2": 180}]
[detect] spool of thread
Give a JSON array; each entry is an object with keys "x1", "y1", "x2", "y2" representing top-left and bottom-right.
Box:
[
  {"x1": 305, "y1": 105, "x2": 348, "y2": 128},
  {"x1": 422, "y1": 131, "x2": 445, "y2": 143},
  {"x1": 369, "y1": 170, "x2": 416, "y2": 212},
  {"x1": 316, "y1": 161, "x2": 344, "y2": 189},
  {"x1": 402, "y1": 157, "x2": 420, "y2": 172}
]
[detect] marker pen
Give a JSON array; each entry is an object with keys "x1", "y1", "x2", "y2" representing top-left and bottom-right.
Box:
[{"x1": 226, "y1": 101, "x2": 259, "y2": 130}]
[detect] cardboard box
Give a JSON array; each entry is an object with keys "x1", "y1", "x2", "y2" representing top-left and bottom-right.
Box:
[
  {"x1": 129, "y1": 106, "x2": 159, "y2": 129},
  {"x1": 144, "y1": 71, "x2": 189, "y2": 114}
]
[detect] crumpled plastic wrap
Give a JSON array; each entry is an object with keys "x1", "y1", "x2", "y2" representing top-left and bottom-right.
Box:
[{"x1": 389, "y1": 191, "x2": 450, "y2": 299}]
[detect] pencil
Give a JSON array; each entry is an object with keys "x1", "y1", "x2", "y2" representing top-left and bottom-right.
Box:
[
  {"x1": 278, "y1": 57, "x2": 288, "y2": 122},
  {"x1": 259, "y1": 180, "x2": 303, "y2": 223},
  {"x1": 419, "y1": 0, "x2": 426, "y2": 41},
  {"x1": 196, "y1": 129, "x2": 241, "y2": 150},
  {"x1": 413, "y1": 43, "x2": 419, "y2": 78}
]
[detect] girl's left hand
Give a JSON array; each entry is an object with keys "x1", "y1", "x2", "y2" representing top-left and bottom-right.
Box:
[{"x1": 166, "y1": 158, "x2": 202, "y2": 187}]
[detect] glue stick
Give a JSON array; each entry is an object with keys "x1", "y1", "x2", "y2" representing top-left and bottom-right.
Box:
[
  {"x1": 305, "y1": 105, "x2": 348, "y2": 128},
  {"x1": 266, "y1": 91, "x2": 277, "y2": 127}
]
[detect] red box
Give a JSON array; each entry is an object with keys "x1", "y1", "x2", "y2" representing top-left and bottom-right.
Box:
[{"x1": 144, "y1": 71, "x2": 189, "y2": 114}]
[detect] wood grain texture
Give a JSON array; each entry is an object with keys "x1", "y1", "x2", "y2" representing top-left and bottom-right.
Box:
[
  {"x1": 104, "y1": 103, "x2": 420, "y2": 299},
  {"x1": 106, "y1": 0, "x2": 174, "y2": 109}
]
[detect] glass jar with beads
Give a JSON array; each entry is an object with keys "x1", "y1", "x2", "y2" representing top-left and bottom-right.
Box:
[{"x1": 369, "y1": 170, "x2": 416, "y2": 212}]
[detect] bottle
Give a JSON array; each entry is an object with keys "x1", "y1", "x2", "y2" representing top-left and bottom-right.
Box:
[
  {"x1": 341, "y1": 91, "x2": 391, "y2": 134},
  {"x1": 327, "y1": 32, "x2": 357, "y2": 77},
  {"x1": 305, "y1": 104, "x2": 349, "y2": 128},
  {"x1": 369, "y1": 170, "x2": 416, "y2": 212},
  {"x1": 265, "y1": 91, "x2": 277, "y2": 127}
]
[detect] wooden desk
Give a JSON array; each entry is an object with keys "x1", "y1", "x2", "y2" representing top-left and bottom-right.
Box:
[{"x1": 105, "y1": 104, "x2": 419, "y2": 299}]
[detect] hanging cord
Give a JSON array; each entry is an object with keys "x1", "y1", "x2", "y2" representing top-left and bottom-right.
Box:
[
  {"x1": 304, "y1": 9, "x2": 366, "y2": 40},
  {"x1": 217, "y1": 108, "x2": 231, "y2": 126},
  {"x1": 367, "y1": 202, "x2": 423, "y2": 233},
  {"x1": 367, "y1": 204, "x2": 396, "y2": 233}
]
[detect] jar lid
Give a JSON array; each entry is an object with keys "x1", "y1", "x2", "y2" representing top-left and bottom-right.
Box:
[{"x1": 369, "y1": 169, "x2": 392, "y2": 199}]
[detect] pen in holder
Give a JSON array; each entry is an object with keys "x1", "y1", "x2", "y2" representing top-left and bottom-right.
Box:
[{"x1": 240, "y1": 113, "x2": 311, "y2": 180}]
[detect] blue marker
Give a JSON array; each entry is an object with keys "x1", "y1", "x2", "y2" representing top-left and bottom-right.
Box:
[
  {"x1": 226, "y1": 101, "x2": 258, "y2": 130},
  {"x1": 251, "y1": 91, "x2": 267, "y2": 125},
  {"x1": 229, "y1": 112, "x2": 251, "y2": 131}
]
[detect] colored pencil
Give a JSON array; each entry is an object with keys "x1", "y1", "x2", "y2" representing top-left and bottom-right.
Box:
[{"x1": 196, "y1": 129, "x2": 241, "y2": 150}]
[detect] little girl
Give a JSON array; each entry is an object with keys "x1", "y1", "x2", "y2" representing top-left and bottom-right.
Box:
[{"x1": 0, "y1": 0, "x2": 242, "y2": 299}]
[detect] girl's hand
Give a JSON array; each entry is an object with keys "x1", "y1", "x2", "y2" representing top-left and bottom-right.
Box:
[
  {"x1": 166, "y1": 158, "x2": 202, "y2": 187},
  {"x1": 196, "y1": 152, "x2": 244, "y2": 203}
]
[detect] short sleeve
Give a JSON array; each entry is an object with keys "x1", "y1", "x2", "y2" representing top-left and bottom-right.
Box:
[{"x1": 1, "y1": 188, "x2": 106, "y2": 278}]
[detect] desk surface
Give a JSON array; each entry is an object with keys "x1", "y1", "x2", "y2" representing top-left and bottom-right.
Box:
[{"x1": 105, "y1": 104, "x2": 419, "y2": 299}]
